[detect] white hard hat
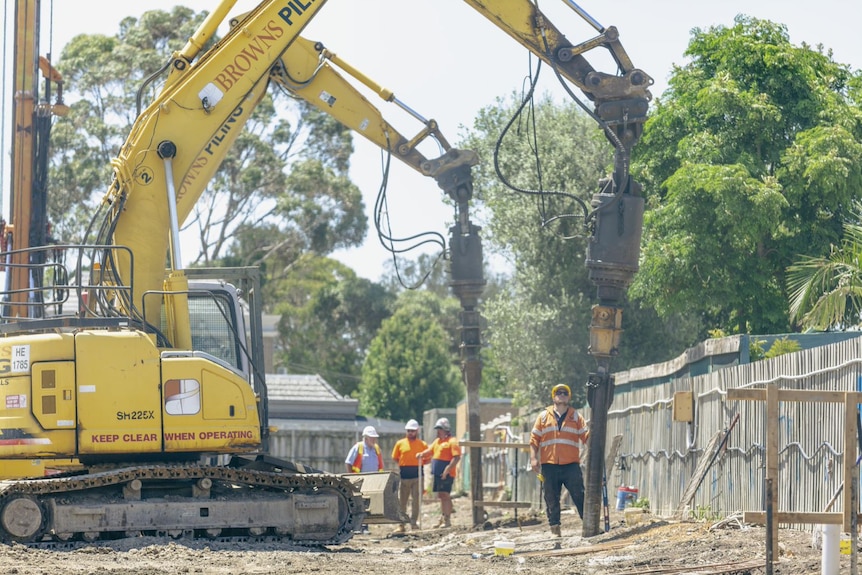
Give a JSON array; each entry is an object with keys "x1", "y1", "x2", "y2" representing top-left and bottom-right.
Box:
[
  {"x1": 433, "y1": 417, "x2": 451, "y2": 432},
  {"x1": 405, "y1": 419, "x2": 420, "y2": 431},
  {"x1": 362, "y1": 425, "x2": 379, "y2": 438}
]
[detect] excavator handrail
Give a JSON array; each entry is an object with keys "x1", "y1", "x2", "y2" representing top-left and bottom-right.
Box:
[{"x1": 0, "y1": 243, "x2": 135, "y2": 322}]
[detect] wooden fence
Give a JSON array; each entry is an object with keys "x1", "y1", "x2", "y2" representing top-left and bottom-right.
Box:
[{"x1": 268, "y1": 425, "x2": 401, "y2": 473}]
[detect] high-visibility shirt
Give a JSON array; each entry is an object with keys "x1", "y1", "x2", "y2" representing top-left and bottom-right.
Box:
[
  {"x1": 392, "y1": 437, "x2": 428, "y2": 467},
  {"x1": 428, "y1": 435, "x2": 461, "y2": 478},
  {"x1": 530, "y1": 405, "x2": 589, "y2": 465},
  {"x1": 349, "y1": 441, "x2": 384, "y2": 473}
]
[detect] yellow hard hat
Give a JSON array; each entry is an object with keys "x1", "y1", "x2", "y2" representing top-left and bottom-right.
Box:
[{"x1": 551, "y1": 384, "x2": 571, "y2": 399}]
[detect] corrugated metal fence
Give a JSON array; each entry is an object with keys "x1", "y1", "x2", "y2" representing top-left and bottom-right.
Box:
[
  {"x1": 608, "y1": 337, "x2": 862, "y2": 528},
  {"x1": 263, "y1": 338, "x2": 862, "y2": 527}
]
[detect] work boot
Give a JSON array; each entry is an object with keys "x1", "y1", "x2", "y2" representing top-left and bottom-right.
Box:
[
  {"x1": 550, "y1": 524, "x2": 562, "y2": 537},
  {"x1": 410, "y1": 522, "x2": 420, "y2": 531},
  {"x1": 393, "y1": 523, "x2": 406, "y2": 534},
  {"x1": 434, "y1": 516, "x2": 451, "y2": 528}
]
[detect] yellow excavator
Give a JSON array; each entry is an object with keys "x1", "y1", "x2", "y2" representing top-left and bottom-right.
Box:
[
  {"x1": 0, "y1": 0, "x2": 408, "y2": 545},
  {"x1": 0, "y1": 0, "x2": 481, "y2": 545},
  {"x1": 0, "y1": 0, "x2": 651, "y2": 543}
]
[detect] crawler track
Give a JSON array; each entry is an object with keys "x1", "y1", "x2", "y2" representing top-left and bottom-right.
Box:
[{"x1": 0, "y1": 464, "x2": 365, "y2": 546}]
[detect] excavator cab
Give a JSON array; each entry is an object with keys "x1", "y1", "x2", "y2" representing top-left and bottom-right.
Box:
[{"x1": 0, "y1": 251, "x2": 266, "y2": 464}]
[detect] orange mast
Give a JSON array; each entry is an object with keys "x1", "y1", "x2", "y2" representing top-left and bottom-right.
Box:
[
  {"x1": 4, "y1": 0, "x2": 65, "y2": 317},
  {"x1": 5, "y1": 0, "x2": 40, "y2": 317}
]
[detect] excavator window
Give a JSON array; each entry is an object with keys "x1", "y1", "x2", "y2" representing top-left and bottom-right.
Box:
[
  {"x1": 156, "y1": 288, "x2": 244, "y2": 371},
  {"x1": 189, "y1": 291, "x2": 242, "y2": 370}
]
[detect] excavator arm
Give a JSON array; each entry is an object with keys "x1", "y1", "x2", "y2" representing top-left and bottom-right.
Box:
[
  {"x1": 461, "y1": 0, "x2": 653, "y2": 536},
  {"x1": 462, "y1": 0, "x2": 652, "y2": 134},
  {"x1": 99, "y1": 0, "x2": 329, "y2": 335},
  {"x1": 269, "y1": 36, "x2": 478, "y2": 181}
]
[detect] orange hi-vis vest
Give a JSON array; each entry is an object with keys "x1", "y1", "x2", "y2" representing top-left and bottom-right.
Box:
[
  {"x1": 530, "y1": 406, "x2": 589, "y2": 465},
  {"x1": 351, "y1": 441, "x2": 384, "y2": 472}
]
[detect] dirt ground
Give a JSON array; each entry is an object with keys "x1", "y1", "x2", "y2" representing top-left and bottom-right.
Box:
[{"x1": 0, "y1": 495, "x2": 849, "y2": 574}]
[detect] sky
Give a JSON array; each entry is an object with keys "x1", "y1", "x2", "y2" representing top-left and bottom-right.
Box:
[{"x1": 4, "y1": 0, "x2": 862, "y2": 281}]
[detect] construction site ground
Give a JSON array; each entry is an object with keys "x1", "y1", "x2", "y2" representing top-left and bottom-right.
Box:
[{"x1": 0, "y1": 494, "x2": 846, "y2": 574}]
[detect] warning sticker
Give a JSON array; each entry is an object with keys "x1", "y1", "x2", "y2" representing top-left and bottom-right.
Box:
[{"x1": 5, "y1": 394, "x2": 28, "y2": 409}]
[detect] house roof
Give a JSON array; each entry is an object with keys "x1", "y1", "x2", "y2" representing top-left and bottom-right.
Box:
[{"x1": 266, "y1": 373, "x2": 359, "y2": 420}]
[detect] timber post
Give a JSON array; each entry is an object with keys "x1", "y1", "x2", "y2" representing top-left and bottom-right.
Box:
[{"x1": 727, "y1": 387, "x2": 862, "y2": 568}]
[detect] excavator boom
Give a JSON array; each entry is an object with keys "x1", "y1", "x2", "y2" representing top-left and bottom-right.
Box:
[{"x1": 462, "y1": 0, "x2": 652, "y2": 110}]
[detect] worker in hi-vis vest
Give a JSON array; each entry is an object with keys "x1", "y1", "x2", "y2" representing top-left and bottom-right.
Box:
[
  {"x1": 345, "y1": 425, "x2": 384, "y2": 473},
  {"x1": 530, "y1": 383, "x2": 589, "y2": 537}
]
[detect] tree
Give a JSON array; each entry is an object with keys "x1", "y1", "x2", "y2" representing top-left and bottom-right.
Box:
[
  {"x1": 379, "y1": 256, "x2": 513, "y2": 398},
  {"x1": 358, "y1": 297, "x2": 462, "y2": 421},
  {"x1": 459, "y1": 94, "x2": 605, "y2": 406},
  {"x1": 631, "y1": 16, "x2": 862, "y2": 334},
  {"x1": 51, "y1": 9, "x2": 366, "y2": 271},
  {"x1": 214, "y1": 102, "x2": 367, "y2": 273},
  {"x1": 786, "y1": 212, "x2": 862, "y2": 330},
  {"x1": 381, "y1": 253, "x2": 451, "y2": 297},
  {"x1": 275, "y1": 255, "x2": 395, "y2": 397},
  {"x1": 461, "y1": 94, "x2": 701, "y2": 406}
]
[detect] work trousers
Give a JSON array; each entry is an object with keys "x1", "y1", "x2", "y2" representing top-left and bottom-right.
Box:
[
  {"x1": 541, "y1": 462, "x2": 584, "y2": 526},
  {"x1": 398, "y1": 477, "x2": 421, "y2": 526}
]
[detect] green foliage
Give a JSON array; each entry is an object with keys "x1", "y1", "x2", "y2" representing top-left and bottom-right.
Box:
[
  {"x1": 476, "y1": 349, "x2": 510, "y2": 399},
  {"x1": 787, "y1": 208, "x2": 862, "y2": 330},
  {"x1": 749, "y1": 338, "x2": 767, "y2": 361},
  {"x1": 631, "y1": 16, "x2": 862, "y2": 335},
  {"x1": 750, "y1": 336, "x2": 800, "y2": 361},
  {"x1": 274, "y1": 255, "x2": 395, "y2": 397},
  {"x1": 187, "y1": 98, "x2": 366, "y2": 268},
  {"x1": 380, "y1": 255, "x2": 511, "y2": 399},
  {"x1": 358, "y1": 295, "x2": 462, "y2": 420},
  {"x1": 690, "y1": 504, "x2": 722, "y2": 522},
  {"x1": 763, "y1": 337, "x2": 802, "y2": 359},
  {"x1": 460, "y1": 94, "x2": 701, "y2": 406},
  {"x1": 631, "y1": 497, "x2": 650, "y2": 510},
  {"x1": 381, "y1": 254, "x2": 450, "y2": 296}
]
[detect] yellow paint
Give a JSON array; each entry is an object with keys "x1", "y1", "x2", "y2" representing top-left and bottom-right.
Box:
[{"x1": 494, "y1": 540, "x2": 515, "y2": 556}]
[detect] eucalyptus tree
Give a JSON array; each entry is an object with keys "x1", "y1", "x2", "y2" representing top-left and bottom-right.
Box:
[
  {"x1": 51, "y1": 8, "x2": 366, "y2": 270},
  {"x1": 273, "y1": 255, "x2": 395, "y2": 398}
]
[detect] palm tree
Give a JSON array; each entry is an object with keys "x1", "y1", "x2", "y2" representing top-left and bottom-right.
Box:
[{"x1": 787, "y1": 217, "x2": 862, "y2": 330}]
